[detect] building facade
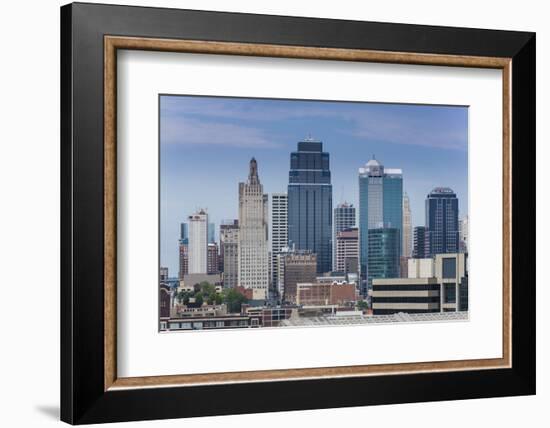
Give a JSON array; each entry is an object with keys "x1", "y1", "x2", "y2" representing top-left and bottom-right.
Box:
[
  {"x1": 270, "y1": 193, "x2": 288, "y2": 295},
  {"x1": 188, "y1": 209, "x2": 208, "y2": 274},
  {"x1": 220, "y1": 220, "x2": 239, "y2": 288},
  {"x1": 208, "y1": 222, "x2": 216, "y2": 244},
  {"x1": 371, "y1": 252, "x2": 468, "y2": 315},
  {"x1": 367, "y1": 227, "x2": 401, "y2": 289},
  {"x1": 178, "y1": 239, "x2": 189, "y2": 280},
  {"x1": 335, "y1": 227, "x2": 359, "y2": 274},
  {"x1": 280, "y1": 250, "x2": 317, "y2": 304},
  {"x1": 402, "y1": 192, "x2": 412, "y2": 258},
  {"x1": 412, "y1": 226, "x2": 430, "y2": 259},
  {"x1": 238, "y1": 158, "x2": 269, "y2": 300},
  {"x1": 425, "y1": 187, "x2": 459, "y2": 255},
  {"x1": 358, "y1": 157, "x2": 403, "y2": 286},
  {"x1": 296, "y1": 282, "x2": 357, "y2": 306},
  {"x1": 287, "y1": 139, "x2": 333, "y2": 274},
  {"x1": 459, "y1": 215, "x2": 469, "y2": 253},
  {"x1": 333, "y1": 202, "x2": 356, "y2": 270},
  {"x1": 207, "y1": 242, "x2": 219, "y2": 274}
]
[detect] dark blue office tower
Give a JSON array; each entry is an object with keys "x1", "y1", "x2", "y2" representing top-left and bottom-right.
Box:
[
  {"x1": 287, "y1": 138, "x2": 333, "y2": 274},
  {"x1": 425, "y1": 187, "x2": 459, "y2": 255}
]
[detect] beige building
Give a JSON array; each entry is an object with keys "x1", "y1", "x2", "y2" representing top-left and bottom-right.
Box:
[
  {"x1": 372, "y1": 253, "x2": 468, "y2": 315},
  {"x1": 238, "y1": 158, "x2": 269, "y2": 300}
]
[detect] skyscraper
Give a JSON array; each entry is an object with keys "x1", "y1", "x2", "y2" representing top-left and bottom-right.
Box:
[
  {"x1": 358, "y1": 157, "x2": 403, "y2": 286},
  {"x1": 333, "y1": 202, "x2": 356, "y2": 270},
  {"x1": 238, "y1": 158, "x2": 269, "y2": 300},
  {"x1": 188, "y1": 209, "x2": 208, "y2": 274},
  {"x1": 367, "y1": 228, "x2": 400, "y2": 287},
  {"x1": 208, "y1": 222, "x2": 216, "y2": 243},
  {"x1": 425, "y1": 187, "x2": 459, "y2": 255},
  {"x1": 220, "y1": 220, "x2": 239, "y2": 288},
  {"x1": 402, "y1": 192, "x2": 412, "y2": 258},
  {"x1": 180, "y1": 223, "x2": 188, "y2": 241},
  {"x1": 287, "y1": 138, "x2": 333, "y2": 274},
  {"x1": 412, "y1": 226, "x2": 431, "y2": 259},
  {"x1": 270, "y1": 193, "x2": 288, "y2": 293}
]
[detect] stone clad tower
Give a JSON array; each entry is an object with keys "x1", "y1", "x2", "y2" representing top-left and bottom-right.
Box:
[{"x1": 238, "y1": 158, "x2": 269, "y2": 300}]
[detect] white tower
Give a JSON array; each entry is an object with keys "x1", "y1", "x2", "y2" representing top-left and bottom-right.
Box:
[{"x1": 188, "y1": 209, "x2": 208, "y2": 274}]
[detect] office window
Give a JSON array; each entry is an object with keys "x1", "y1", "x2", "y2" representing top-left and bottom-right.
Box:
[
  {"x1": 444, "y1": 283, "x2": 456, "y2": 303},
  {"x1": 442, "y1": 257, "x2": 456, "y2": 278}
]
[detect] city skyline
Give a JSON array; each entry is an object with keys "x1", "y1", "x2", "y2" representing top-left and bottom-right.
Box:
[{"x1": 161, "y1": 95, "x2": 468, "y2": 276}]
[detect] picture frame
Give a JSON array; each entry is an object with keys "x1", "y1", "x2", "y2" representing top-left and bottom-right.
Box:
[{"x1": 60, "y1": 2, "x2": 535, "y2": 424}]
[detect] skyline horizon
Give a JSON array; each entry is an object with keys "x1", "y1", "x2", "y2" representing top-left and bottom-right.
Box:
[{"x1": 161, "y1": 95, "x2": 468, "y2": 276}]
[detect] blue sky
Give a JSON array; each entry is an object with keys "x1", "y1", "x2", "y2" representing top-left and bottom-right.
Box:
[{"x1": 160, "y1": 95, "x2": 468, "y2": 276}]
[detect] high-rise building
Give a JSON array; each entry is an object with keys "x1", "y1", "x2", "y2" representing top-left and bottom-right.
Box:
[
  {"x1": 270, "y1": 193, "x2": 288, "y2": 295},
  {"x1": 219, "y1": 220, "x2": 239, "y2": 287},
  {"x1": 208, "y1": 222, "x2": 216, "y2": 243},
  {"x1": 413, "y1": 226, "x2": 430, "y2": 259},
  {"x1": 358, "y1": 157, "x2": 403, "y2": 286},
  {"x1": 238, "y1": 158, "x2": 269, "y2": 300},
  {"x1": 402, "y1": 192, "x2": 412, "y2": 258},
  {"x1": 279, "y1": 249, "x2": 317, "y2": 304},
  {"x1": 287, "y1": 138, "x2": 333, "y2": 274},
  {"x1": 335, "y1": 227, "x2": 359, "y2": 274},
  {"x1": 425, "y1": 187, "x2": 459, "y2": 255},
  {"x1": 367, "y1": 228, "x2": 400, "y2": 289},
  {"x1": 333, "y1": 202, "x2": 356, "y2": 270},
  {"x1": 207, "y1": 242, "x2": 219, "y2": 274},
  {"x1": 180, "y1": 223, "x2": 188, "y2": 241},
  {"x1": 459, "y1": 215, "x2": 469, "y2": 253},
  {"x1": 188, "y1": 209, "x2": 208, "y2": 274},
  {"x1": 178, "y1": 239, "x2": 188, "y2": 280}
]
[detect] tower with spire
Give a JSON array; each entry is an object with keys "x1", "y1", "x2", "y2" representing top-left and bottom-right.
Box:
[{"x1": 238, "y1": 158, "x2": 269, "y2": 300}]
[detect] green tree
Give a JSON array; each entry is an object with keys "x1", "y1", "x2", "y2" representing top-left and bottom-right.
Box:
[
  {"x1": 193, "y1": 292, "x2": 204, "y2": 307},
  {"x1": 356, "y1": 300, "x2": 369, "y2": 311},
  {"x1": 223, "y1": 288, "x2": 248, "y2": 313}
]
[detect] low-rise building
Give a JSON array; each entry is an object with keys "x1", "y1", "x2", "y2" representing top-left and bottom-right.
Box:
[
  {"x1": 371, "y1": 253, "x2": 468, "y2": 315},
  {"x1": 296, "y1": 281, "x2": 357, "y2": 306}
]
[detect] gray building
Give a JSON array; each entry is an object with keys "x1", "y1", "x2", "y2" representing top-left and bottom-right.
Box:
[{"x1": 287, "y1": 138, "x2": 332, "y2": 274}]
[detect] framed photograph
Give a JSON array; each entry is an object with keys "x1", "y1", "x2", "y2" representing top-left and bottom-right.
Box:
[{"x1": 61, "y1": 2, "x2": 535, "y2": 424}]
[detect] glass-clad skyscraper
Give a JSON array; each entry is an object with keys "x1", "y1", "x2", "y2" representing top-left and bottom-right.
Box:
[
  {"x1": 425, "y1": 187, "x2": 459, "y2": 255},
  {"x1": 358, "y1": 157, "x2": 403, "y2": 291},
  {"x1": 288, "y1": 139, "x2": 332, "y2": 274},
  {"x1": 367, "y1": 228, "x2": 400, "y2": 286}
]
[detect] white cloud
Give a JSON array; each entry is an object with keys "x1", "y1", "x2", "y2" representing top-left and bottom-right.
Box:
[{"x1": 161, "y1": 116, "x2": 279, "y2": 149}]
